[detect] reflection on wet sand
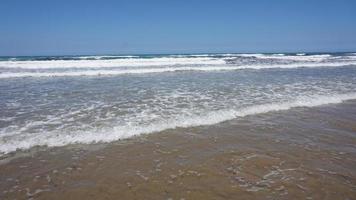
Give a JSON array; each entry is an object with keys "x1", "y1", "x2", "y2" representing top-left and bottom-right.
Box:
[{"x1": 1, "y1": 101, "x2": 356, "y2": 200}]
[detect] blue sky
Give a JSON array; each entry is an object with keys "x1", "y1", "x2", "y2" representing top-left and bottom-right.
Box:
[{"x1": 1, "y1": 0, "x2": 356, "y2": 56}]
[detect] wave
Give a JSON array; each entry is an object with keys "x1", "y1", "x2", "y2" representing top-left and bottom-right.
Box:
[
  {"x1": 0, "y1": 57, "x2": 226, "y2": 69},
  {"x1": 1, "y1": 53, "x2": 355, "y2": 79},
  {"x1": 2, "y1": 53, "x2": 355, "y2": 69},
  {"x1": 0, "y1": 62, "x2": 355, "y2": 78},
  {"x1": 235, "y1": 54, "x2": 333, "y2": 61},
  {"x1": 1, "y1": 93, "x2": 356, "y2": 155}
]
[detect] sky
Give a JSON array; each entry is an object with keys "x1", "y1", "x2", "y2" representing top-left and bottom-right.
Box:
[{"x1": 1, "y1": 0, "x2": 356, "y2": 56}]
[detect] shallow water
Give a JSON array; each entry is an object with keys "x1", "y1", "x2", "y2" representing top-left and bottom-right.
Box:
[{"x1": 1, "y1": 53, "x2": 356, "y2": 155}]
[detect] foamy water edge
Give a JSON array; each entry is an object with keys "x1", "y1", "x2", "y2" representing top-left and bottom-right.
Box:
[{"x1": 1, "y1": 93, "x2": 355, "y2": 155}]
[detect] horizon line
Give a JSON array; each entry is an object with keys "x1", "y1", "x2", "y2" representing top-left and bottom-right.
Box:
[{"x1": 1, "y1": 50, "x2": 356, "y2": 57}]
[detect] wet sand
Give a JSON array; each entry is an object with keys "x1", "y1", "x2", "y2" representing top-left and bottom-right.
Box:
[{"x1": 1, "y1": 101, "x2": 356, "y2": 200}]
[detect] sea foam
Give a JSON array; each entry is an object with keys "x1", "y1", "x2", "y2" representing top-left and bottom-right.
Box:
[
  {"x1": 1, "y1": 62, "x2": 356, "y2": 78},
  {"x1": 1, "y1": 93, "x2": 355, "y2": 155},
  {"x1": 1, "y1": 53, "x2": 355, "y2": 78}
]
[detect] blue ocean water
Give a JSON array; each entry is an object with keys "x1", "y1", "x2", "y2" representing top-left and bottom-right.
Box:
[{"x1": 0, "y1": 53, "x2": 356, "y2": 154}]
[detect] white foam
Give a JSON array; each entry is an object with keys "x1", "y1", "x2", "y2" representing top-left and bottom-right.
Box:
[
  {"x1": 0, "y1": 62, "x2": 355, "y2": 78},
  {"x1": 1, "y1": 54, "x2": 356, "y2": 79},
  {"x1": 1, "y1": 93, "x2": 355, "y2": 155},
  {"x1": 238, "y1": 54, "x2": 333, "y2": 61},
  {"x1": 0, "y1": 57, "x2": 225, "y2": 69},
  {"x1": 2, "y1": 54, "x2": 355, "y2": 70}
]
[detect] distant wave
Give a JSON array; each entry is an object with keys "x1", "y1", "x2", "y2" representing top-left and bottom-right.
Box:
[
  {"x1": 1, "y1": 93, "x2": 355, "y2": 155},
  {"x1": 0, "y1": 57, "x2": 226, "y2": 69},
  {"x1": 0, "y1": 62, "x2": 355, "y2": 78},
  {"x1": 0, "y1": 53, "x2": 353, "y2": 69},
  {"x1": 0, "y1": 53, "x2": 356, "y2": 78}
]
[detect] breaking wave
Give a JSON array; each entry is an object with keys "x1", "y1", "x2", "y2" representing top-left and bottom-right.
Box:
[
  {"x1": 1, "y1": 93, "x2": 356, "y2": 154},
  {"x1": 0, "y1": 53, "x2": 355, "y2": 78}
]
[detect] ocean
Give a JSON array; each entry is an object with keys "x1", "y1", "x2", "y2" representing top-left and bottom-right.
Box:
[{"x1": 1, "y1": 52, "x2": 356, "y2": 155}]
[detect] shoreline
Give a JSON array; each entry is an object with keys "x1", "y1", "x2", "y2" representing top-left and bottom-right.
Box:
[
  {"x1": 1, "y1": 92, "x2": 356, "y2": 156},
  {"x1": 1, "y1": 101, "x2": 356, "y2": 199}
]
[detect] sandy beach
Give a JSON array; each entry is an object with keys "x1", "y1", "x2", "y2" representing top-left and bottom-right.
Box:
[{"x1": 1, "y1": 100, "x2": 356, "y2": 200}]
